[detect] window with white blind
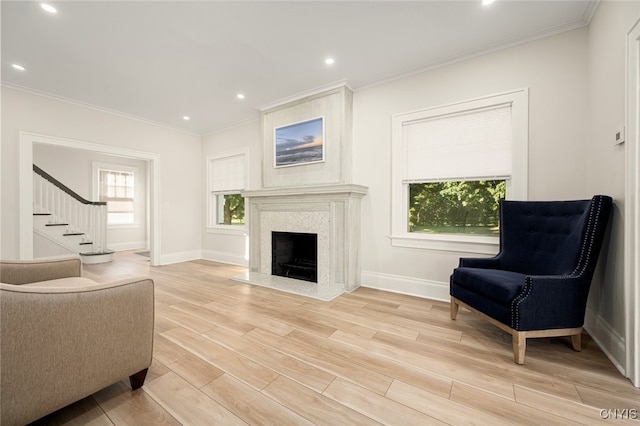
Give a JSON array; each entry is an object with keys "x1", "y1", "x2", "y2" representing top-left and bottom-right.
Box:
[
  {"x1": 94, "y1": 164, "x2": 138, "y2": 226},
  {"x1": 391, "y1": 89, "x2": 528, "y2": 253},
  {"x1": 207, "y1": 149, "x2": 248, "y2": 228}
]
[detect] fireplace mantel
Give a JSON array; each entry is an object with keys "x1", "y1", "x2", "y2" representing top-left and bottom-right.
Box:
[
  {"x1": 243, "y1": 184, "x2": 367, "y2": 199},
  {"x1": 236, "y1": 183, "x2": 368, "y2": 300}
]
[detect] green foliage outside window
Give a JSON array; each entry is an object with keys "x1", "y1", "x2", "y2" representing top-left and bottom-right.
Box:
[
  {"x1": 409, "y1": 180, "x2": 505, "y2": 235},
  {"x1": 218, "y1": 194, "x2": 245, "y2": 225}
]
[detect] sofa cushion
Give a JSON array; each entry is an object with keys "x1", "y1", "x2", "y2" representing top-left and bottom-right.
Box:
[
  {"x1": 452, "y1": 267, "x2": 525, "y2": 305},
  {"x1": 20, "y1": 277, "x2": 97, "y2": 288}
]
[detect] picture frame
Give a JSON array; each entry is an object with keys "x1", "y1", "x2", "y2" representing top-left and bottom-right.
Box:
[{"x1": 274, "y1": 116, "x2": 325, "y2": 168}]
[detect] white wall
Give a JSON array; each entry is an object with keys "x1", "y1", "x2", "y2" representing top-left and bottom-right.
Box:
[
  {"x1": 353, "y1": 27, "x2": 590, "y2": 298},
  {"x1": 33, "y1": 144, "x2": 149, "y2": 251},
  {"x1": 585, "y1": 0, "x2": 640, "y2": 375},
  {"x1": 201, "y1": 119, "x2": 261, "y2": 266},
  {"x1": 1, "y1": 87, "x2": 202, "y2": 264}
]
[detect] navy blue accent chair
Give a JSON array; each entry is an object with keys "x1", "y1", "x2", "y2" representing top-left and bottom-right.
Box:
[{"x1": 450, "y1": 195, "x2": 612, "y2": 364}]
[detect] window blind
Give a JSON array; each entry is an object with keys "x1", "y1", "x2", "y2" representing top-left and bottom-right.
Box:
[
  {"x1": 404, "y1": 104, "x2": 512, "y2": 182},
  {"x1": 210, "y1": 154, "x2": 245, "y2": 192}
]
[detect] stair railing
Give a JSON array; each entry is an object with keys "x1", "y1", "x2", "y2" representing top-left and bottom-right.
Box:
[{"x1": 33, "y1": 165, "x2": 108, "y2": 254}]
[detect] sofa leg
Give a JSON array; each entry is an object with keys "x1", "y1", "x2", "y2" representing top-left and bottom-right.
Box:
[
  {"x1": 571, "y1": 332, "x2": 582, "y2": 352},
  {"x1": 129, "y1": 368, "x2": 148, "y2": 390},
  {"x1": 512, "y1": 332, "x2": 526, "y2": 364},
  {"x1": 450, "y1": 297, "x2": 459, "y2": 320}
]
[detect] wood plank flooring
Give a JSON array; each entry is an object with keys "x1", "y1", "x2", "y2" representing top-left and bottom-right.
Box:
[{"x1": 32, "y1": 251, "x2": 640, "y2": 425}]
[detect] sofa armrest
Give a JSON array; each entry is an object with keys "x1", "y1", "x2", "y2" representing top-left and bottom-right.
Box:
[
  {"x1": 0, "y1": 277, "x2": 154, "y2": 426},
  {"x1": 0, "y1": 256, "x2": 82, "y2": 284},
  {"x1": 458, "y1": 254, "x2": 502, "y2": 269}
]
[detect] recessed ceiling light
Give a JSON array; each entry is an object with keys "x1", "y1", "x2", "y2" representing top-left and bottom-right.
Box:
[
  {"x1": 183, "y1": 116, "x2": 190, "y2": 121},
  {"x1": 12, "y1": 64, "x2": 26, "y2": 71},
  {"x1": 40, "y1": 3, "x2": 57, "y2": 13},
  {"x1": 237, "y1": 93, "x2": 245, "y2": 100},
  {"x1": 482, "y1": 0, "x2": 495, "y2": 5},
  {"x1": 325, "y1": 58, "x2": 335, "y2": 65}
]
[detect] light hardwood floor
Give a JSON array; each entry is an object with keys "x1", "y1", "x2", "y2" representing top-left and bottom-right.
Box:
[{"x1": 32, "y1": 251, "x2": 639, "y2": 425}]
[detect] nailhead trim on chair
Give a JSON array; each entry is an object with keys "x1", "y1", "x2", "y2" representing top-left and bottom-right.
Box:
[
  {"x1": 509, "y1": 196, "x2": 605, "y2": 330},
  {"x1": 571, "y1": 196, "x2": 602, "y2": 277},
  {"x1": 511, "y1": 276, "x2": 533, "y2": 328}
]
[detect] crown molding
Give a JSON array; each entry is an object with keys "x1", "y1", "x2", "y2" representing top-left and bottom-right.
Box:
[
  {"x1": 1, "y1": 82, "x2": 201, "y2": 136},
  {"x1": 357, "y1": 17, "x2": 592, "y2": 93},
  {"x1": 257, "y1": 80, "x2": 353, "y2": 112}
]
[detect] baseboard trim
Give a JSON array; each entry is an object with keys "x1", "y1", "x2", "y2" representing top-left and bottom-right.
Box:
[
  {"x1": 158, "y1": 250, "x2": 202, "y2": 265},
  {"x1": 360, "y1": 270, "x2": 449, "y2": 302},
  {"x1": 201, "y1": 250, "x2": 249, "y2": 267},
  {"x1": 109, "y1": 241, "x2": 148, "y2": 252},
  {"x1": 584, "y1": 305, "x2": 627, "y2": 377}
]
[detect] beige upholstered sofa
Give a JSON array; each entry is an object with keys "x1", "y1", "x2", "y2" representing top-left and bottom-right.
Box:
[{"x1": 0, "y1": 256, "x2": 154, "y2": 426}]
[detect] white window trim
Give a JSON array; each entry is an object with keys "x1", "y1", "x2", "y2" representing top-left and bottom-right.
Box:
[
  {"x1": 92, "y1": 161, "x2": 140, "y2": 229},
  {"x1": 390, "y1": 88, "x2": 529, "y2": 254},
  {"x1": 206, "y1": 147, "x2": 249, "y2": 233}
]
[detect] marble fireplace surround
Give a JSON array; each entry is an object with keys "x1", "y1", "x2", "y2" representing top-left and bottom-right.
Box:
[{"x1": 233, "y1": 184, "x2": 367, "y2": 300}]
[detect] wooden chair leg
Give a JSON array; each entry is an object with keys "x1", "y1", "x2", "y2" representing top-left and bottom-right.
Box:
[
  {"x1": 512, "y1": 332, "x2": 526, "y2": 364},
  {"x1": 571, "y1": 332, "x2": 582, "y2": 352},
  {"x1": 129, "y1": 368, "x2": 148, "y2": 390},
  {"x1": 450, "y1": 297, "x2": 459, "y2": 320}
]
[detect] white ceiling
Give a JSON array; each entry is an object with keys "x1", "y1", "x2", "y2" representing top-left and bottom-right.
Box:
[{"x1": 1, "y1": 0, "x2": 597, "y2": 135}]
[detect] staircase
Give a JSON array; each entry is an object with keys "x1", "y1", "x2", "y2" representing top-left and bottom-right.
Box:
[{"x1": 33, "y1": 165, "x2": 113, "y2": 264}]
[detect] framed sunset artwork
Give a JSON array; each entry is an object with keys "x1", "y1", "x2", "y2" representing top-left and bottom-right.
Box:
[{"x1": 274, "y1": 117, "x2": 324, "y2": 168}]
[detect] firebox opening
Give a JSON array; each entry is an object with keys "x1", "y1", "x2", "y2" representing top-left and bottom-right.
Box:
[{"x1": 271, "y1": 231, "x2": 318, "y2": 283}]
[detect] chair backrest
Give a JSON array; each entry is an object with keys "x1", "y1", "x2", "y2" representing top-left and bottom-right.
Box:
[{"x1": 497, "y1": 195, "x2": 612, "y2": 276}]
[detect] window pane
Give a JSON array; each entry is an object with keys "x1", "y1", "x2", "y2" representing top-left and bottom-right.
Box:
[
  {"x1": 408, "y1": 180, "x2": 505, "y2": 235},
  {"x1": 98, "y1": 168, "x2": 135, "y2": 225},
  {"x1": 215, "y1": 194, "x2": 245, "y2": 225}
]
